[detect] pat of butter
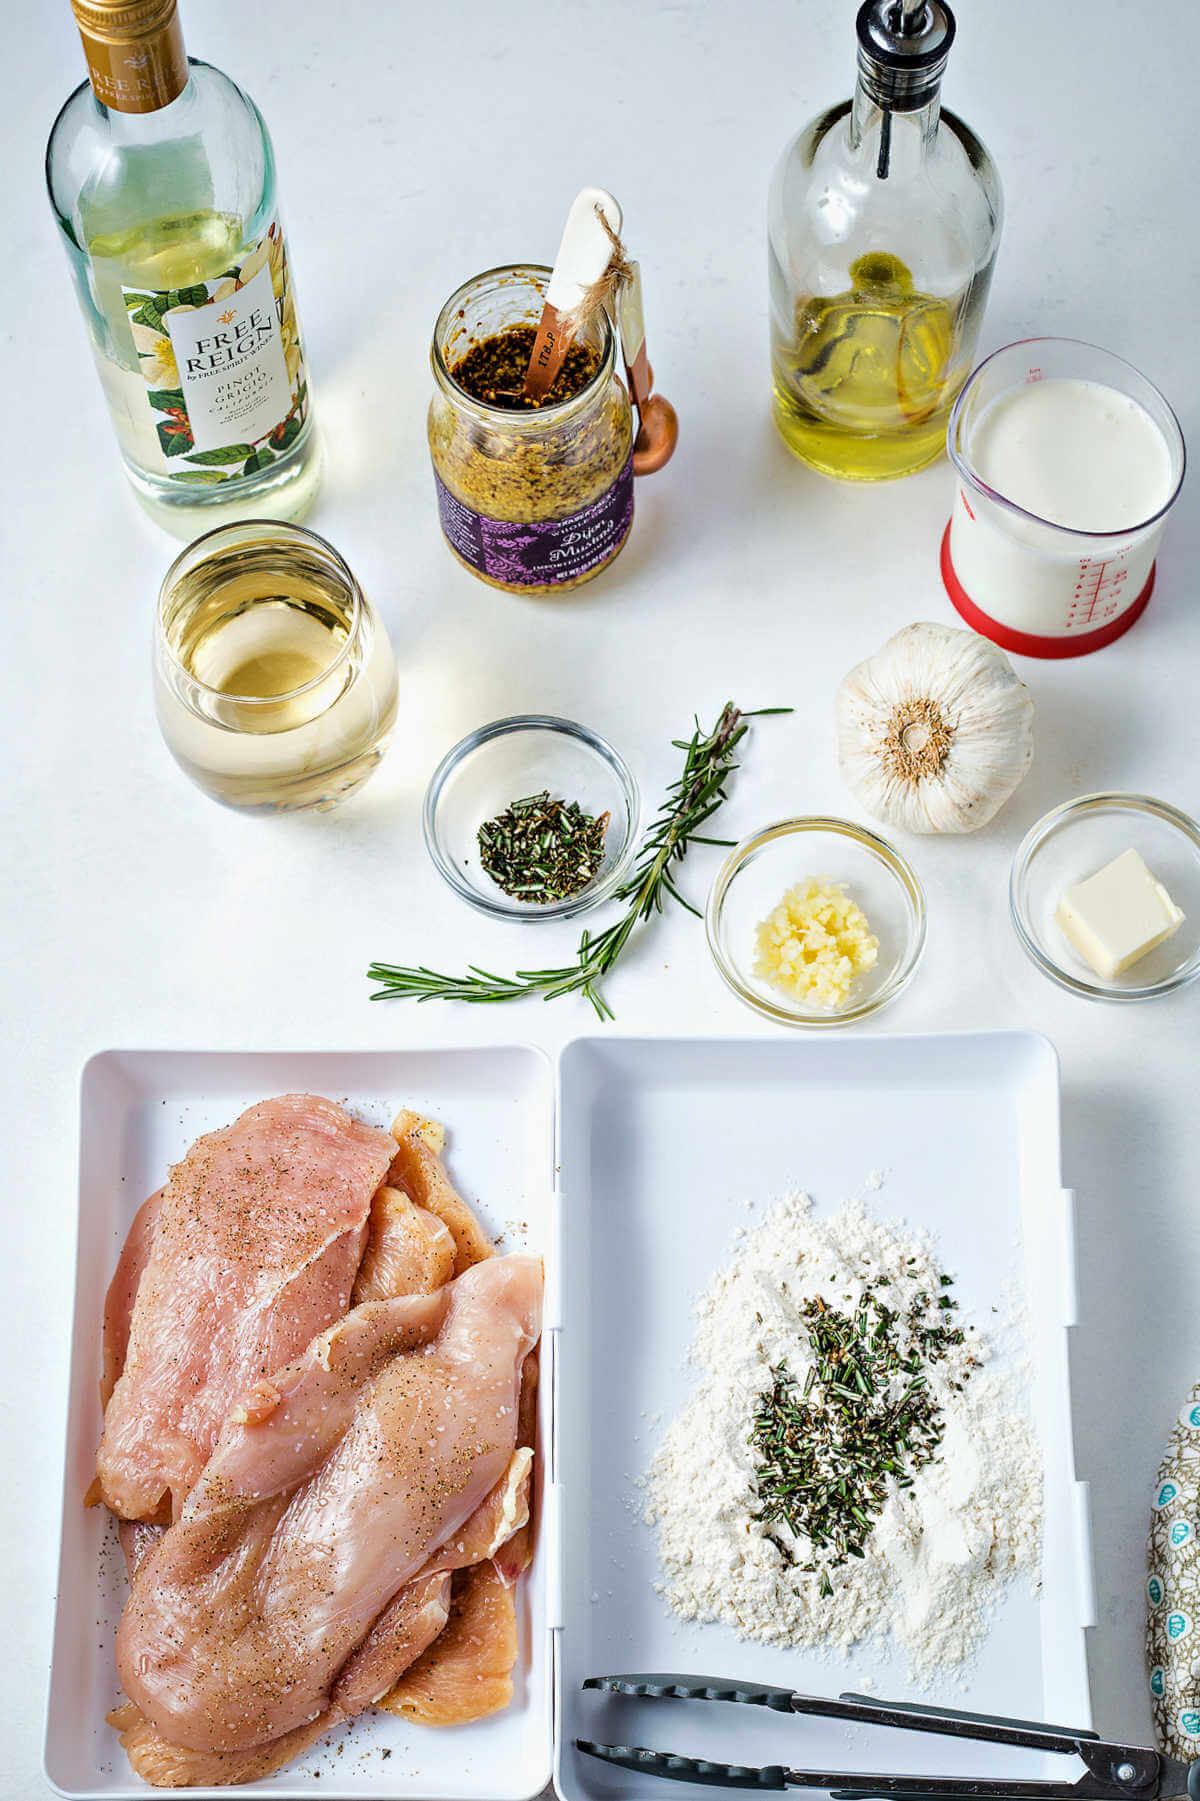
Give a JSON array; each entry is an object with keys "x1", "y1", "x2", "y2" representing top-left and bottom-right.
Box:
[{"x1": 1055, "y1": 847, "x2": 1184, "y2": 979}]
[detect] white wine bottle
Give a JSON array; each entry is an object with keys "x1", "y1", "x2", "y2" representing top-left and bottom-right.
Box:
[{"x1": 46, "y1": 0, "x2": 321, "y2": 535}]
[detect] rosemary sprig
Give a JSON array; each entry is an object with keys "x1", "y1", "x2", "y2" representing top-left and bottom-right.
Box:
[{"x1": 367, "y1": 701, "x2": 791, "y2": 1020}]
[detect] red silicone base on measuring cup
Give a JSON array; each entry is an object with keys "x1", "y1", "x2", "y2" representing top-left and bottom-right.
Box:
[{"x1": 940, "y1": 523, "x2": 1156, "y2": 659}]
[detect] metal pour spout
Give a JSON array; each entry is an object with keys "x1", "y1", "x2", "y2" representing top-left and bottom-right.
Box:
[
  {"x1": 897, "y1": 0, "x2": 930, "y2": 33},
  {"x1": 856, "y1": 0, "x2": 956, "y2": 176},
  {"x1": 856, "y1": 0, "x2": 955, "y2": 110}
]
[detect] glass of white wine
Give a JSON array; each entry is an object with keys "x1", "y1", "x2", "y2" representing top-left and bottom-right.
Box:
[{"x1": 154, "y1": 521, "x2": 398, "y2": 812}]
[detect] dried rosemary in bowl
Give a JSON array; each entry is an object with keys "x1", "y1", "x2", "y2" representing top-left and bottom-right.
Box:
[{"x1": 478, "y1": 790, "x2": 609, "y2": 904}]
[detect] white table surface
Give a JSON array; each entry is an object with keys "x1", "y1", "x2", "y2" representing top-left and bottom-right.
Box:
[{"x1": 3, "y1": 0, "x2": 1197, "y2": 1795}]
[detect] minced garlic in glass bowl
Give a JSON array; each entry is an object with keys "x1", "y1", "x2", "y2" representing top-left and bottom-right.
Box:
[
  {"x1": 753, "y1": 876, "x2": 878, "y2": 1010},
  {"x1": 704, "y1": 817, "x2": 926, "y2": 1027}
]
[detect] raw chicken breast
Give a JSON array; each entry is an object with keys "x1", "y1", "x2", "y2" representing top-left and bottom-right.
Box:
[
  {"x1": 421, "y1": 1447, "x2": 533, "y2": 1576},
  {"x1": 331, "y1": 1571, "x2": 453, "y2": 1713},
  {"x1": 379, "y1": 1562, "x2": 518, "y2": 1726},
  {"x1": 97, "y1": 1095, "x2": 393, "y2": 1522},
  {"x1": 389, "y1": 1111, "x2": 496, "y2": 1273},
  {"x1": 494, "y1": 1352, "x2": 539, "y2": 1585},
  {"x1": 108, "y1": 1701, "x2": 335, "y2": 1789},
  {"x1": 117, "y1": 1255, "x2": 543, "y2": 1753},
  {"x1": 351, "y1": 1185, "x2": 456, "y2": 1303},
  {"x1": 101, "y1": 1189, "x2": 163, "y2": 1409},
  {"x1": 108, "y1": 1570, "x2": 453, "y2": 1787},
  {"x1": 118, "y1": 1519, "x2": 164, "y2": 1583}
]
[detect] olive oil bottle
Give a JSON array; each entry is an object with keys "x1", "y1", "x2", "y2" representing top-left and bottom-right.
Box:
[
  {"x1": 768, "y1": 0, "x2": 1002, "y2": 481},
  {"x1": 46, "y1": 0, "x2": 320, "y2": 534}
]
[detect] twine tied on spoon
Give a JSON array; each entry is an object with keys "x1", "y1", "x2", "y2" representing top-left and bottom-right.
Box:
[{"x1": 522, "y1": 187, "x2": 677, "y2": 474}]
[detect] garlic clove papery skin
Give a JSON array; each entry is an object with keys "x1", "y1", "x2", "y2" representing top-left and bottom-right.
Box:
[{"x1": 836, "y1": 622, "x2": 1035, "y2": 835}]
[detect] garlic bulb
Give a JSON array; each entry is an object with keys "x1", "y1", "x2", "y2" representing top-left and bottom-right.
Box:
[{"x1": 836, "y1": 622, "x2": 1034, "y2": 834}]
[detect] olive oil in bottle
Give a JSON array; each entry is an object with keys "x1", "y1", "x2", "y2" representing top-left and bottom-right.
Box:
[{"x1": 768, "y1": 1, "x2": 1002, "y2": 481}]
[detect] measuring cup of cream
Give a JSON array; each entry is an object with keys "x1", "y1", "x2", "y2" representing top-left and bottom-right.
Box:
[{"x1": 942, "y1": 339, "x2": 1185, "y2": 657}]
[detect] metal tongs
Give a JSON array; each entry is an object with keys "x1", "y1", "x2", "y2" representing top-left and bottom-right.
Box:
[{"x1": 576, "y1": 1674, "x2": 1200, "y2": 1800}]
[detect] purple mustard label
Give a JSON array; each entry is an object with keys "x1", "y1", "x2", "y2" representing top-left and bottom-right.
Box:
[{"x1": 434, "y1": 454, "x2": 634, "y2": 586}]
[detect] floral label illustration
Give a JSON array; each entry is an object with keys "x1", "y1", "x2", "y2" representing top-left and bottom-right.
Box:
[
  {"x1": 123, "y1": 221, "x2": 308, "y2": 485},
  {"x1": 1148, "y1": 1385, "x2": 1200, "y2": 1760},
  {"x1": 433, "y1": 456, "x2": 634, "y2": 587}
]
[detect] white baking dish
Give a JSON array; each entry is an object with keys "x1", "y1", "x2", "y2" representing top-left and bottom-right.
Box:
[
  {"x1": 48, "y1": 1034, "x2": 1092, "y2": 1800},
  {"x1": 555, "y1": 1032, "x2": 1094, "y2": 1801},
  {"x1": 46, "y1": 1047, "x2": 555, "y2": 1801}
]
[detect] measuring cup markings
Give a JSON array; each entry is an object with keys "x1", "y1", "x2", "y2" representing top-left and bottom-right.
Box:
[{"x1": 1071, "y1": 558, "x2": 1131, "y2": 627}]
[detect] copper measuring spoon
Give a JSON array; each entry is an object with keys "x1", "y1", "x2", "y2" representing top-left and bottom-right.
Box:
[
  {"x1": 522, "y1": 190, "x2": 678, "y2": 472},
  {"x1": 617, "y1": 263, "x2": 678, "y2": 475}
]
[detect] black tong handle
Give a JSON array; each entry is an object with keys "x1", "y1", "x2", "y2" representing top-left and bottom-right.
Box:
[
  {"x1": 576, "y1": 1742, "x2": 787, "y2": 1789},
  {"x1": 584, "y1": 1676, "x2": 1097, "y2": 1750},
  {"x1": 583, "y1": 1675, "x2": 798, "y2": 1713}
]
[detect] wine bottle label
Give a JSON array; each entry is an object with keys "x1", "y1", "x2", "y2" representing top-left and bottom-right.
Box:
[
  {"x1": 122, "y1": 220, "x2": 309, "y2": 485},
  {"x1": 433, "y1": 455, "x2": 635, "y2": 586}
]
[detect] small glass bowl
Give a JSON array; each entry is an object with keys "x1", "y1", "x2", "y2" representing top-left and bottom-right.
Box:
[
  {"x1": 1010, "y1": 793, "x2": 1200, "y2": 1001},
  {"x1": 423, "y1": 715, "x2": 639, "y2": 921},
  {"x1": 705, "y1": 817, "x2": 927, "y2": 1027}
]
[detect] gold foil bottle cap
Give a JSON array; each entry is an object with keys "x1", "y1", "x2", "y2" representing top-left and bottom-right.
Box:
[{"x1": 71, "y1": 0, "x2": 188, "y2": 114}]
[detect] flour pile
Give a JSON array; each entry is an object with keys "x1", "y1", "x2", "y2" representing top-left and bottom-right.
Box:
[{"x1": 642, "y1": 1193, "x2": 1042, "y2": 1681}]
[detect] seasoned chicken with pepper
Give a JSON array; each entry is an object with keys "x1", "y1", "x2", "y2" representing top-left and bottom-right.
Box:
[
  {"x1": 116, "y1": 1257, "x2": 541, "y2": 1752},
  {"x1": 94, "y1": 1100, "x2": 542, "y2": 1786},
  {"x1": 97, "y1": 1094, "x2": 393, "y2": 1522}
]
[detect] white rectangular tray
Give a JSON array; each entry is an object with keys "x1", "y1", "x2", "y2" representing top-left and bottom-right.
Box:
[
  {"x1": 554, "y1": 1032, "x2": 1094, "y2": 1801},
  {"x1": 46, "y1": 1047, "x2": 555, "y2": 1801},
  {"x1": 48, "y1": 1034, "x2": 1093, "y2": 1801}
]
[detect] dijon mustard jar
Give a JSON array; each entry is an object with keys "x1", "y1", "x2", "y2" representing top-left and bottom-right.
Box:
[{"x1": 428, "y1": 263, "x2": 636, "y2": 594}]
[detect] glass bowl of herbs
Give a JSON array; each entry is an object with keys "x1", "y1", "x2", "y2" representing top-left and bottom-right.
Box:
[{"x1": 423, "y1": 715, "x2": 640, "y2": 921}]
